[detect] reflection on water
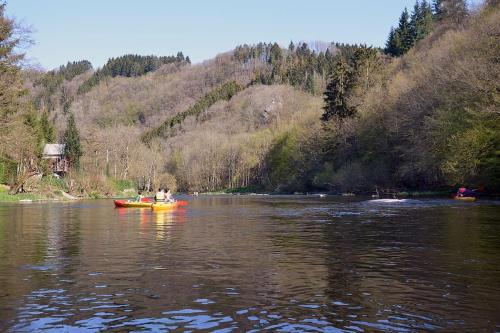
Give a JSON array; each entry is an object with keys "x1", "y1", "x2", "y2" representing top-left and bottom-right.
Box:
[{"x1": 0, "y1": 196, "x2": 499, "y2": 332}]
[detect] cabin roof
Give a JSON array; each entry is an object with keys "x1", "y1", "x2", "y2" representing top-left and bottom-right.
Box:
[{"x1": 43, "y1": 144, "x2": 65, "y2": 156}]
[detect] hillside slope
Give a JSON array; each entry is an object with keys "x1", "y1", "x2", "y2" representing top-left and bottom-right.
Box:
[
  {"x1": 313, "y1": 4, "x2": 500, "y2": 192},
  {"x1": 33, "y1": 51, "x2": 322, "y2": 192},
  {"x1": 13, "y1": 2, "x2": 499, "y2": 195}
]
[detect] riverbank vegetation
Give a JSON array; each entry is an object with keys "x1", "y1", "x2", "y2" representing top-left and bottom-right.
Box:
[{"x1": 0, "y1": 0, "x2": 498, "y2": 199}]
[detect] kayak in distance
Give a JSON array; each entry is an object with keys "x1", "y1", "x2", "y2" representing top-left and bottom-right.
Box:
[
  {"x1": 454, "y1": 187, "x2": 477, "y2": 202},
  {"x1": 454, "y1": 196, "x2": 477, "y2": 202},
  {"x1": 454, "y1": 196, "x2": 476, "y2": 202}
]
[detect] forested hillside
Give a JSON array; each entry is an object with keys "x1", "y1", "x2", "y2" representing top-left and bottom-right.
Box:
[
  {"x1": 1, "y1": 0, "x2": 498, "y2": 196},
  {"x1": 313, "y1": 0, "x2": 500, "y2": 192}
]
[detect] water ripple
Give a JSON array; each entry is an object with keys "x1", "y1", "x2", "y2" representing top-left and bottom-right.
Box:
[{"x1": 0, "y1": 197, "x2": 499, "y2": 332}]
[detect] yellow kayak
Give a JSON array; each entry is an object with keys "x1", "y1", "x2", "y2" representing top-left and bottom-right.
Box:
[
  {"x1": 151, "y1": 200, "x2": 188, "y2": 211},
  {"x1": 454, "y1": 196, "x2": 476, "y2": 202}
]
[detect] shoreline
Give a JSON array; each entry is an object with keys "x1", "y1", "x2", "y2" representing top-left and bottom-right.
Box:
[{"x1": 2, "y1": 187, "x2": 498, "y2": 203}]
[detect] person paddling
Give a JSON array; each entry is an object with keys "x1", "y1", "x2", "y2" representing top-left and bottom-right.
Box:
[
  {"x1": 155, "y1": 188, "x2": 166, "y2": 202},
  {"x1": 134, "y1": 190, "x2": 144, "y2": 202},
  {"x1": 457, "y1": 187, "x2": 475, "y2": 198},
  {"x1": 165, "y1": 188, "x2": 174, "y2": 203}
]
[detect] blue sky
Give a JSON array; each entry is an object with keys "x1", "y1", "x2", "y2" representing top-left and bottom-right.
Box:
[{"x1": 6, "y1": 0, "x2": 479, "y2": 70}]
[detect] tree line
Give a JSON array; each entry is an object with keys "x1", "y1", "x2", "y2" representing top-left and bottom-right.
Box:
[
  {"x1": 385, "y1": 0, "x2": 468, "y2": 56},
  {"x1": 142, "y1": 80, "x2": 244, "y2": 143},
  {"x1": 234, "y1": 41, "x2": 374, "y2": 95},
  {"x1": 78, "y1": 53, "x2": 189, "y2": 94}
]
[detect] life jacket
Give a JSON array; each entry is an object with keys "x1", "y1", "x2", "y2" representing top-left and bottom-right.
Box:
[{"x1": 155, "y1": 191, "x2": 165, "y2": 201}]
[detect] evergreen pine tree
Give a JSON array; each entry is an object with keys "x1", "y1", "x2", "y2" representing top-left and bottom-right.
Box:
[
  {"x1": 63, "y1": 113, "x2": 82, "y2": 169},
  {"x1": 386, "y1": 27, "x2": 404, "y2": 56},
  {"x1": 398, "y1": 8, "x2": 413, "y2": 54},
  {"x1": 305, "y1": 73, "x2": 315, "y2": 95},
  {"x1": 386, "y1": 1, "x2": 435, "y2": 57},
  {"x1": 321, "y1": 60, "x2": 352, "y2": 121},
  {"x1": 433, "y1": 0, "x2": 444, "y2": 19},
  {"x1": 352, "y1": 47, "x2": 378, "y2": 92},
  {"x1": 316, "y1": 51, "x2": 327, "y2": 76},
  {"x1": 385, "y1": 27, "x2": 397, "y2": 55},
  {"x1": 410, "y1": 1, "x2": 434, "y2": 43},
  {"x1": 269, "y1": 43, "x2": 282, "y2": 66},
  {"x1": 40, "y1": 111, "x2": 55, "y2": 143},
  {"x1": 409, "y1": 1, "x2": 421, "y2": 42},
  {"x1": 325, "y1": 48, "x2": 332, "y2": 60},
  {"x1": 417, "y1": 0, "x2": 434, "y2": 40}
]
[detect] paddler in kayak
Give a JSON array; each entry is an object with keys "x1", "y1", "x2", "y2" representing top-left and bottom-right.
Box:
[
  {"x1": 457, "y1": 187, "x2": 475, "y2": 198},
  {"x1": 165, "y1": 188, "x2": 174, "y2": 203},
  {"x1": 155, "y1": 188, "x2": 166, "y2": 202},
  {"x1": 134, "y1": 190, "x2": 144, "y2": 202}
]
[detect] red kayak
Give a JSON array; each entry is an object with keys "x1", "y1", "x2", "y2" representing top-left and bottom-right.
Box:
[{"x1": 114, "y1": 198, "x2": 153, "y2": 208}]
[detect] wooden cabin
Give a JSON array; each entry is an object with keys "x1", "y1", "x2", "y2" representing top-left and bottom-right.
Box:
[{"x1": 42, "y1": 144, "x2": 69, "y2": 175}]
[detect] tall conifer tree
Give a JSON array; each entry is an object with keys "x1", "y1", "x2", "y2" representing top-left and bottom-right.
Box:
[
  {"x1": 417, "y1": 0, "x2": 434, "y2": 40},
  {"x1": 385, "y1": 27, "x2": 404, "y2": 56},
  {"x1": 0, "y1": 2, "x2": 24, "y2": 118},
  {"x1": 398, "y1": 8, "x2": 413, "y2": 54},
  {"x1": 63, "y1": 113, "x2": 82, "y2": 169},
  {"x1": 385, "y1": 27, "x2": 396, "y2": 55},
  {"x1": 409, "y1": 1, "x2": 422, "y2": 42},
  {"x1": 40, "y1": 111, "x2": 55, "y2": 144},
  {"x1": 322, "y1": 60, "x2": 352, "y2": 121}
]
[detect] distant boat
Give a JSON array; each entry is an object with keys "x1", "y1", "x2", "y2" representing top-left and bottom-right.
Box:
[
  {"x1": 454, "y1": 196, "x2": 476, "y2": 202},
  {"x1": 369, "y1": 199, "x2": 410, "y2": 204}
]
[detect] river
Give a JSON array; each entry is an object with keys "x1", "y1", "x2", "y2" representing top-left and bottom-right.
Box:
[{"x1": 0, "y1": 196, "x2": 499, "y2": 332}]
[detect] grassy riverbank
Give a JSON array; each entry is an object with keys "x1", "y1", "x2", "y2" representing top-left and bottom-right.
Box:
[
  {"x1": 0, "y1": 188, "x2": 42, "y2": 202},
  {"x1": 0, "y1": 180, "x2": 75, "y2": 202},
  {"x1": 0, "y1": 175, "x2": 140, "y2": 202}
]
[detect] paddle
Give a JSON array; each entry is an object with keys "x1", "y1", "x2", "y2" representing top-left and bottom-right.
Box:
[{"x1": 176, "y1": 200, "x2": 188, "y2": 206}]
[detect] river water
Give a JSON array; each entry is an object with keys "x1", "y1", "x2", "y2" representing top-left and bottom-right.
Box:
[{"x1": 0, "y1": 196, "x2": 499, "y2": 332}]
